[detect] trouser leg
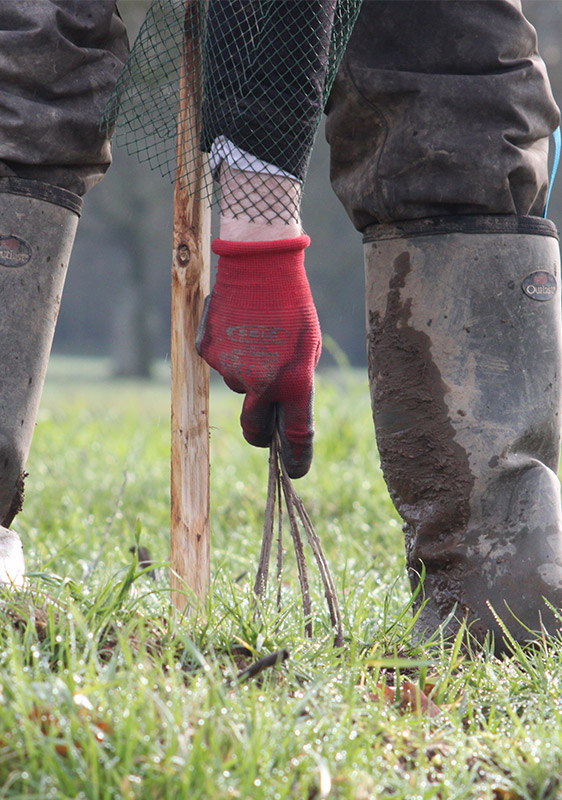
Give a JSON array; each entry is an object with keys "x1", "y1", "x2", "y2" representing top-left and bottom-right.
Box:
[
  {"x1": 0, "y1": 0, "x2": 128, "y2": 195},
  {"x1": 326, "y1": 0, "x2": 559, "y2": 229}
]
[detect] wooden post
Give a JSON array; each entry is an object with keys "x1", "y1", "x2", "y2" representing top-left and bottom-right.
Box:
[{"x1": 171, "y1": 1, "x2": 211, "y2": 612}]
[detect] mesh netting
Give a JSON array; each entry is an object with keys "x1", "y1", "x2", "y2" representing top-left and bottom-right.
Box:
[{"x1": 101, "y1": 0, "x2": 363, "y2": 223}]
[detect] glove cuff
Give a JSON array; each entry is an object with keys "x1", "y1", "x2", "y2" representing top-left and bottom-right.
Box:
[
  {"x1": 212, "y1": 234, "x2": 310, "y2": 259},
  {"x1": 211, "y1": 235, "x2": 313, "y2": 306}
]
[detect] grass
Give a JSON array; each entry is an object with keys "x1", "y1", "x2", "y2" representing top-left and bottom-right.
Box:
[{"x1": 0, "y1": 357, "x2": 560, "y2": 798}]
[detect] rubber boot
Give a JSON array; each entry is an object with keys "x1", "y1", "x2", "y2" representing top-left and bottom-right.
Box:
[
  {"x1": 364, "y1": 215, "x2": 562, "y2": 654},
  {"x1": 0, "y1": 178, "x2": 81, "y2": 525}
]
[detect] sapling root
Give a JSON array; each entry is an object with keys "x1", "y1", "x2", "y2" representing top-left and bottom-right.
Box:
[{"x1": 255, "y1": 435, "x2": 344, "y2": 647}]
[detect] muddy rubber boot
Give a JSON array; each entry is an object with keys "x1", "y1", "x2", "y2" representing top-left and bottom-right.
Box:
[
  {"x1": 364, "y1": 215, "x2": 562, "y2": 654},
  {"x1": 0, "y1": 178, "x2": 81, "y2": 525}
]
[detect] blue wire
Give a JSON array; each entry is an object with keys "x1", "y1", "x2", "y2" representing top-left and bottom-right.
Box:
[{"x1": 544, "y1": 126, "x2": 561, "y2": 218}]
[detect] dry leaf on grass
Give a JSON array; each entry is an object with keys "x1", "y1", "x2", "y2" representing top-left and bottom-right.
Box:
[
  {"x1": 492, "y1": 789, "x2": 524, "y2": 800},
  {"x1": 25, "y1": 696, "x2": 111, "y2": 758},
  {"x1": 371, "y1": 679, "x2": 441, "y2": 718}
]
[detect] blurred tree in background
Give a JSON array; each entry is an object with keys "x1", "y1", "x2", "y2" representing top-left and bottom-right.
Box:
[{"x1": 53, "y1": 0, "x2": 562, "y2": 376}]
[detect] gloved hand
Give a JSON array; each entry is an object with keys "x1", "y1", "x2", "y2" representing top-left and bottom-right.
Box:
[{"x1": 196, "y1": 235, "x2": 321, "y2": 478}]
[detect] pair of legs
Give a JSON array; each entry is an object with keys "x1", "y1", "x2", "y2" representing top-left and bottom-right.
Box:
[
  {"x1": 1, "y1": 0, "x2": 561, "y2": 653},
  {"x1": 327, "y1": 0, "x2": 562, "y2": 651}
]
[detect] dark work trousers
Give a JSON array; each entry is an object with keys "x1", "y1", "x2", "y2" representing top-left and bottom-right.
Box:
[
  {"x1": 326, "y1": 0, "x2": 560, "y2": 231},
  {"x1": 0, "y1": 1, "x2": 129, "y2": 196},
  {"x1": 2, "y1": 0, "x2": 553, "y2": 214}
]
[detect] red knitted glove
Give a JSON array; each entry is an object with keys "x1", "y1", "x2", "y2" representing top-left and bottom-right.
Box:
[{"x1": 196, "y1": 235, "x2": 321, "y2": 478}]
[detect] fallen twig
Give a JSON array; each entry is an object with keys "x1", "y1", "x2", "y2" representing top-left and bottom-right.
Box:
[
  {"x1": 236, "y1": 648, "x2": 290, "y2": 682},
  {"x1": 129, "y1": 546, "x2": 157, "y2": 582}
]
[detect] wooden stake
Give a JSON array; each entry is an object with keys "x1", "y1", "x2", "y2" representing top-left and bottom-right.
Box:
[{"x1": 171, "y1": 2, "x2": 211, "y2": 611}]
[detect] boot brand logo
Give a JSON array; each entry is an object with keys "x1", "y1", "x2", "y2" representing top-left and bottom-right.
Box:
[
  {"x1": 521, "y1": 271, "x2": 557, "y2": 301},
  {"x1": 0, "y1": 235, "x2": 31, "y2": 267}
]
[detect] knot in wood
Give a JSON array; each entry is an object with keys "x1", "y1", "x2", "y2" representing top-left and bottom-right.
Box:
[{"x1": 176, "y1": 244, "x2": 190, "y2": 266}]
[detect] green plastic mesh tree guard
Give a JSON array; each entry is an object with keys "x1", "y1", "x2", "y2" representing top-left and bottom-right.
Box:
[{"x1": 101, "y1": 0, "x2": 363, "y2": 222}]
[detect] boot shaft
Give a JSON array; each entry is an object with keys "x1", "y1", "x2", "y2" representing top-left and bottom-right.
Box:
[
  {"x1": 0, "y1": 178, "x2": 80, "y2": 523},
  {"x1": 364, "y1": 216, "x2": 562, "y2": 651}
]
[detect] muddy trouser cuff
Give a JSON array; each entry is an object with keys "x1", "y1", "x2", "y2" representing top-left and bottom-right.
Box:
[
  {"x1": 0, "y1": 179, "x2": 81, "y2": 524},
  {"x1": 364, "y1": 215, "x2": 562, "y2": 653},
  {"x1": 362, "y1": 214, "x2": 559, "y2": 242}
]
